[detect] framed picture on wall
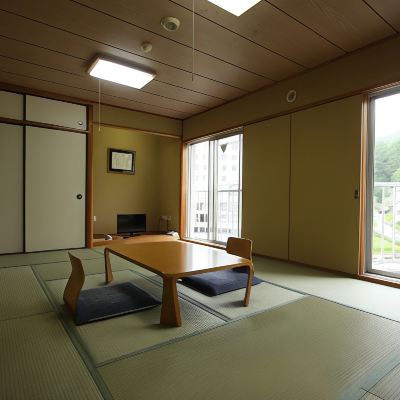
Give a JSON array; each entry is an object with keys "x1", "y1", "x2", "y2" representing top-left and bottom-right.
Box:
[{"x1": 108, "y1": 148, "x2": 135, "y2": 174}]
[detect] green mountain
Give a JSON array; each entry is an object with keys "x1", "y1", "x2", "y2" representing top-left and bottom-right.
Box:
[{"x1": 375, "y1": 135, "x2": 400, "y2": 182}]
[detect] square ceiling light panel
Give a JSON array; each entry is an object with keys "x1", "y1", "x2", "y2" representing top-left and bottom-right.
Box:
[
  {"x1": 208, "y1": 0, "x2": 262, "y2": 16},
  {"x1": 88, "y1": 58, "x2": 155, "y2": 89}
]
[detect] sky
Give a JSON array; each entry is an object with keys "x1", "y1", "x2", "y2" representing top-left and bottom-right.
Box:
[{"x1": 375, "y1": 92, "x2": 400, "y2": 140}]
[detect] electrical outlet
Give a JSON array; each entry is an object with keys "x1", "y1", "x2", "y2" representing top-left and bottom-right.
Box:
[{"x1": 93, "y1": 215, "x2": 97, "y2": 222}]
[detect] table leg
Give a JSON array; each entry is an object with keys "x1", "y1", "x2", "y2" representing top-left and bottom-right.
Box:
[
  {"x1": 244, "y1": 263, "x2": 254, "y2": 307},
  {"x1": 104, "y1": 248, "x2": 114, "y2": 284},
  {"x1": 160, "y1": 276, "x2": 181, "y2": 327}
]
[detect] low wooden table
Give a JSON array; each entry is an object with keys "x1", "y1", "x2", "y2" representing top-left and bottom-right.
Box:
[{"x1": 104, "y1": 240, "x2": 254, "y2": 327}]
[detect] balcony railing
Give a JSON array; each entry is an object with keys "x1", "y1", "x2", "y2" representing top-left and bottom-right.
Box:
[
  {"x1": 373, "y1": 182, "x2": 400, "y2": 263},
  {"x1": 188, "y1": 189, "x2": 241, "y2": 242}
]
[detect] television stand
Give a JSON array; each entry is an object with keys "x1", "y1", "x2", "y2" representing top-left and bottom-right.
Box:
[{"x1": 122, "y1": 233, "x2": 142, "y2": 238}]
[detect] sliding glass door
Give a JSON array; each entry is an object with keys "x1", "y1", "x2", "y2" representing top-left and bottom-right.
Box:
[
  {"x1": 186, "y1": 132, "x2": 242, "y2": 244},
  {"x1": 366, "y1": 89, "x2": 400, "y2": 279}
]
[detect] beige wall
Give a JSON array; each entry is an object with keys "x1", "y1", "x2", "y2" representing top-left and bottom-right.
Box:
[
  {"x1": 158, "y1": 138, "x2": 181, "y2": 233},
  {"x1": 93, "y1": 124, "x2": 181, "y2": 234},
  {"x1": 93, "y1": 104, "x2": 182, "y2": 137},
  {"x1": 289, "y1": 96, "x2": 362, "y2": 274},
  {"x1": 242, "y1": 116, "x2": 290, "y2": 259},
  {"x1": 181, "y1": 32, "x2": 388, "y2": 275},
  {"x1": 239, "y1": 96, "x2": 362, "y2": 274},
  {"x1": 183, "y1": 35, "x2": 400, "y2": 141}
]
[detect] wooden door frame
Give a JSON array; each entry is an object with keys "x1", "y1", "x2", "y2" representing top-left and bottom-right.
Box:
[
  {"x1": 86, "y1": 105, "x2": 93, "y2": 248},
  {"x1": 179, "y1": 142, "x2": 187, "y2": 238}
]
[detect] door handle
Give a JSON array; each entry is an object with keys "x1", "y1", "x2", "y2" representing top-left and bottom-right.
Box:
[{"x1": 76, "y1": 194, "x2": 83, "y2": 200}]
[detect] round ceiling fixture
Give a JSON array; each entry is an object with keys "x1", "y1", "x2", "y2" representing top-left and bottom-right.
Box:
[
  {"x1": 160, "y1": 16, "x2": 181, "y2": 32},
  {"x1": 141, "y1": 42, "x2": 153, "y2": 53},
  {"x1": 286, "y1": 89, "x2": 297, "y2": 103}
]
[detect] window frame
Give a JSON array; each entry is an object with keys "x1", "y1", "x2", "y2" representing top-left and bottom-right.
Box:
[
  {"x1": 365, "y1": 87, "x2": 400, "y2": 280},
  {"x1": 184, "y1": 129, "x2": 243, "y2": 245}
]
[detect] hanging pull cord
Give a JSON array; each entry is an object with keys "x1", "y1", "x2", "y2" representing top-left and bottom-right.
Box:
[
  {"x1": 98, "y1": 78, "x2": 101, "y2": 132},
  {"x1": 192, "y1": 0, "x2": 195, "y2": 81}
]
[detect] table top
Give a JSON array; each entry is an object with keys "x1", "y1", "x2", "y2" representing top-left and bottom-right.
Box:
[{"x1": 106, "y1": 240, "x2": 251, "y2": 278}]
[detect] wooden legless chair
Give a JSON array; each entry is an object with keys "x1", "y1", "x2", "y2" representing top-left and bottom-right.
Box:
[
  {"x1": 226, "y1": 237, "x2": 254, "y2": 305},
  {"x1": 226, "y1": 236, "x2": 252, "y2": 261},
  {"x1": 64, "y1": 252, "x2": 161, "y2": 324},
  {"x1": 63, "y1": 252, "x2": 85, "y2": 315},
  {"x1": 180, "y1": 237, "x2": 256, "y2": 303}
]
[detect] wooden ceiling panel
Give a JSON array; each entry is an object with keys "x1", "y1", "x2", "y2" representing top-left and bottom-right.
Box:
[
  {"x1": 0, "y1": 70, "x2": 190, "y2": 119},
  {"x1": 175, "y1": 0, "x2": 344, "y2": 67},
  {"x1": 0, "y1": 36, "x2": 224, "y2": 108},
  {"x1": 364, "y1": 0, "x2": 400, "y2": 32},
  {"x1": 74, "y1": 0, "x2": 304, "y2": 80},
  {"x1": 1, "y1": 0, "x2": 272, "y2": 91},
  {"x1": 0, "y1": 0, "x2": 397, "y2": 119},
  {"x1": 0, "y1": 55, "x2": 205, "y2": 116},
  {"x1": 0, "y1": 11, "x2": 247, "y2": 100},
  {"x1": 267, "y1": 0, "x2": 395, "y2": 52},
  {"x1": 144, "y1": 81, "x2": 224, "y2": 108}
]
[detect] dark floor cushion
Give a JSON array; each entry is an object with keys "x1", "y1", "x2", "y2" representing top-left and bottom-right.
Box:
[
  {"x1": 75, "y1": 282, "x2": 161, "y2": 325},
  {"x1": 180, "y1": 270, "x2": 263, "y2": 297}
]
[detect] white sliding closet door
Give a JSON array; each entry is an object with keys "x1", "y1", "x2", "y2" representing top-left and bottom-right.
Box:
[
  {"x1": 25, "y1": 127, "x2": 86, "y2": 252},
  {"x1": 0, "y1": 124, "x2": 23, "y2": 254}
]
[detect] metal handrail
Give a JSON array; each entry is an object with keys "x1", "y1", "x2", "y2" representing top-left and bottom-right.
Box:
[{"x1": 373, "y1": 182, "x2": 400, "y2": 261}]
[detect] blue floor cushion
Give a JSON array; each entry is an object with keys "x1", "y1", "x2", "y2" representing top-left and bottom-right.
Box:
[
  {"x1": 180, "y1": 270, "x2": 263, "y2": 297},
  {"x1": 75, "y1": 282, "x2": 161, "y2": 325}
]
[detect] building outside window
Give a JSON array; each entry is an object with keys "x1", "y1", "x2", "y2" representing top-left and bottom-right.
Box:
[{"x1": 186, "y1": 131, "x2": 243, "y2": 243}]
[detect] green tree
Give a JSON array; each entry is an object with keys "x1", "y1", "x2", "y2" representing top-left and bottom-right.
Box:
[
  {"x1": 375, "y1": 137, "x2": 400, "y2": 182},
  {"x1": 392, "y1": 167, "x2": 400, "y2": 182}
]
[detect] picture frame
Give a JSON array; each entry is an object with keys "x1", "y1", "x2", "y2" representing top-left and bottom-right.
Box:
[{"x1": 108, "y1": 148, "x2": 135, "y2": 174}]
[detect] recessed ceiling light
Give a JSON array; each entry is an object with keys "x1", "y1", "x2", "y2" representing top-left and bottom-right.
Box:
[
  {"x1": 208, "y1": 0, "x2": 262, "y2": 16},
  {"x1": 160, "y1": 16, "x2": 181, "y2": 32},
  {"x1": 88, "y1": 57, "x2": 155, "y2": 89}
]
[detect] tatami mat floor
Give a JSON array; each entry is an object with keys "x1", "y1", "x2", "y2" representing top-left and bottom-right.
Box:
[
  {"x1": 360, "y1": 393, "x2": 382, "y2": 400},
  {"x1": 252, "y1": 256, "x2": 400, "y2": 322},
  {"x1": 0, "y1": 248, "x2": 400, "y2": 400},
  {"x1": 0, "y1": 312, "x2": 103, "y2": 400},
  {"x1": 98, "y1": 297, "x2": 400, "y2": 400}
]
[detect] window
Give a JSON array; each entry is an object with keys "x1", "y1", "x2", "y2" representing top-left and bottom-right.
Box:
[
  {"x1": 186, "y1": 132, "x2": 243, "y2": 243},
  {"x1": 365, "y1": 89, "x2": 400, "y2": 280}
]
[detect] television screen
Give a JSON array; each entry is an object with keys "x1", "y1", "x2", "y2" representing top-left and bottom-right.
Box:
[{"x1": 117, "y1": 214, "x2": 146, "y2": 235}]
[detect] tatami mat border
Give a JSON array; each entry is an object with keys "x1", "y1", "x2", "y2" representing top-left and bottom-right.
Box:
[
  {"x1": 31, "y1": 266, "x2": 113, "y2": 400},
  {"x1": 0, "y1": 250, "x2": 102, "y2": 269}
]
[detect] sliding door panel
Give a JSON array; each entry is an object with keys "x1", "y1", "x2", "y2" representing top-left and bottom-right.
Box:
[
  {"x1": 26, "y1": 95, "x2": 87, "y2": 131},
  {"x1": 0, "y1": 90, "x2": 23, "y2": 120},
  {"x1": 290, "y1": 96, "x2": 362, "y2": 274},
  {"x1": 242, "y1": 116, "x2": 291, "y2": 259},
  {"x1": 25, "y1": 127, "x2": 86, "y2": 251},
  {"x1": 0, "y1": 124, "x2": 23, "y2": 253}
]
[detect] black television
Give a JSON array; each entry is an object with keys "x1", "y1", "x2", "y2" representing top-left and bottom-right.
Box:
[{"x1": 117, "y1": 214, "x2": 146, "y2": 236}]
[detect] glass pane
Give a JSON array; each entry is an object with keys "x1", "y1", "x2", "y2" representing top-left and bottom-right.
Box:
[
  {"x1": 187, "y1": 141, "x2": 209, "y2": 240},
  {"x1": 215, "y1": 135, "x2": 241, "y2": 243},
  {"x1": 371, "y1": 93, "x2": 400, "y2": 277}
]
